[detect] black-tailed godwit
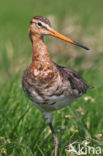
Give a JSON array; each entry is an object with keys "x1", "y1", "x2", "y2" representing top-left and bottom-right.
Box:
[{"x1": 22, "y1": 16, "x2": 91, "y2": 156}]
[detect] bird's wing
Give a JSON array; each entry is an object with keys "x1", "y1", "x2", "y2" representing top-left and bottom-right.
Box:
[{"x1": 53, "y1": 62, "x2": 92, "y2": 96}]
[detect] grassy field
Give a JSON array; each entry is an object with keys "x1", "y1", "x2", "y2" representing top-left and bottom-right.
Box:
[{"x1": 0, "y1": 0, "x2": 103, "y2": 155}]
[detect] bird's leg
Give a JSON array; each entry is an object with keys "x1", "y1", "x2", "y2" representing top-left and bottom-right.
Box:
[
  {"x1": 44, "y1": 112, "x2": 59, "y2": 156},
  {"x1": 48, "y1": 122, "x2": 59, "y2": 156}
]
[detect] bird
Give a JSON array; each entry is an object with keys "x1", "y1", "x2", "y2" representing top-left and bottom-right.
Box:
[{"x1": 22, "y1": 16, "x2": 91, "y2": 156}]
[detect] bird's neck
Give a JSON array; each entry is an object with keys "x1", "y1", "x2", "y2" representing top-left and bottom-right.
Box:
[
  {"x1": 27, "y1": 33, "x2": 59, "y2": 82},
  {"x1": 31, "y1": 34, "x2": 51, "y2": 63},
  {"x1": 28, "y1": 34, "x2": 54, "y2": 76}
]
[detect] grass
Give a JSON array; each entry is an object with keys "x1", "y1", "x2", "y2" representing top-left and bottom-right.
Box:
[{"x1": 0, "y1": 0, "x2": 103, "y2": 155}]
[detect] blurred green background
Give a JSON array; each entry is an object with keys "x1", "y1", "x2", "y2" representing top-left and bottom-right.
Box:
[{"x1": 0, "y1": 0, "x2": 103, "y2": 155}]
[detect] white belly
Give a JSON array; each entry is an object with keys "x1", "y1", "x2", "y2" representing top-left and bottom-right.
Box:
[{"x1": 32, "y1": 95, "x2": 77, "y2": 112}]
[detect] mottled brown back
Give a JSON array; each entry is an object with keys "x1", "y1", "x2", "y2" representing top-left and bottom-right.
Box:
[{"x1": 54, "y1": 62, "x2": 92, "y2": 96}]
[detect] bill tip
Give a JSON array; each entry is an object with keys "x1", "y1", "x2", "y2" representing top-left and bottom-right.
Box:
[
  {"x1": 74, "y1": 41, "x2": 90, "y2": 51},
  {"x1": 85, "y1": 47, "x2": 90, "y2": 50}
]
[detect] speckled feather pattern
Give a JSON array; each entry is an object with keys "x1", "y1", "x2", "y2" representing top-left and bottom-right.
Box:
[
  {"x1": 22, "y1": 16, "x2": 91, "y2": 156},
  {"x1": 22, "y1": 16, "x2": 91, "y2": 112}
]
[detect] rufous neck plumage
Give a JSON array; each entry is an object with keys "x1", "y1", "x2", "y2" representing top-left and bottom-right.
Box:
[{"x1": 29, "y1": 33, "x2": 50, "y2": 63}]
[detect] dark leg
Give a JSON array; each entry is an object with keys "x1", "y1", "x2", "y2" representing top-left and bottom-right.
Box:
[
  {"x1": 48, "y1": 122, "x2": 59, "y2": 156},
  {"x1": 44, "y1": 112, "x2": 59, "y2": 156}
]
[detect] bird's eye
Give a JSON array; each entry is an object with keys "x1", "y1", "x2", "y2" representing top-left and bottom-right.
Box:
[{"x1": 38, "y1": 22, "x2": 42, "y2": 26}]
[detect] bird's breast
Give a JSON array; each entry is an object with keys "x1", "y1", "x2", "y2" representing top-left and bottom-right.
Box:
[
  {"x1": 23, "y1": 67, "x2": 61, "y2": 99},
  {"x1": 22, "y1": 64, "x2": 79, "y2": 112}
]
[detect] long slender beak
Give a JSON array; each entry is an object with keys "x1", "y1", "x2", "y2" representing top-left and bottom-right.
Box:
[{"x1": 49, "y1": 28, "x2": 89, "y2": 50}]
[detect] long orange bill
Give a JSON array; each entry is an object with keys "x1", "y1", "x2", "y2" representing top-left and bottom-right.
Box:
[{"x1": 49, "y1": 28, "x2": 89, "y2": 50}]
